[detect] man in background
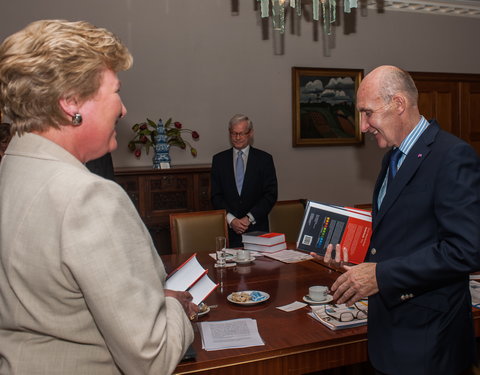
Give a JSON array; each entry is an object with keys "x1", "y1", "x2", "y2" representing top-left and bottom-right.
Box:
[
  {"x1": 318, "y1": 65, "x2": 480, "y2": 375},
  {"x1": 211, "y1": 114, "x2": 278, "y2": 248},
  {"x1": 86, "y1": 152, "x2": 115, "y2": 180}
]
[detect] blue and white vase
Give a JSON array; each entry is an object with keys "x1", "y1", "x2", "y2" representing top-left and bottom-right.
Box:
[{"x1": 152, "y1": 119, "x2": 171, "y2": 169}]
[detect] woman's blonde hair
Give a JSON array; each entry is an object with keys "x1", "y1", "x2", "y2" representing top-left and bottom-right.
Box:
[{"x1": 0, "y1": 19, "x2": 133, "y2": 134}]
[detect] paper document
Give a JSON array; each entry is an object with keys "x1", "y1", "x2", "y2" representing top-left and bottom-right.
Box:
[
  {"x1": 265, "y1": 249, "x2": 313, "y2": 263},
  {"x1": 276, "y1": 301, "x2": 307, "y2": 312},
  {"x1": 198, "y1": 318, "x2": 265, "y2": 351}
]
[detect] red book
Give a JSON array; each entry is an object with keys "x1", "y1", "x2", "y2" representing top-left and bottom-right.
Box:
[
  {"x1": 243, "y1": 241, "x2": 288, "y2": 253},
  {"x1": 241, "y1": 231, "x2": 286, "y2": 246},
  {"x1": 297, "y1": 201, "x2": 372, "y2": 264},
  {"x1": 165, "y1": 253, "x2": 218, "y2": 304}
]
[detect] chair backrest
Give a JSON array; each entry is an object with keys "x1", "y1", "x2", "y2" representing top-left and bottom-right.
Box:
[
  {"x1": 268, "y1": 199, "x2": 306, "y2": 243},
  {"x1": 353, "y1": 203, "x2": 373, "y2": 211},
  {"x1": 169, "y1": 209, "x2": 228, "y2": 255}
]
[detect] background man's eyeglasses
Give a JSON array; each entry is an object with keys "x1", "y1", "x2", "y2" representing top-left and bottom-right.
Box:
[{"x1": 230, "y1": 130, "x2": 250, "y2": 138}]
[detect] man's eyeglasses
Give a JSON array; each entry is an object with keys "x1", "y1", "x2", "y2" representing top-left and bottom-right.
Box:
[
  {"x1": 323, "y1": 302, "x2": 368, "y2": 322},
  {"x1": 230, "y1": 130, "x2": 251, "y2": 138}
]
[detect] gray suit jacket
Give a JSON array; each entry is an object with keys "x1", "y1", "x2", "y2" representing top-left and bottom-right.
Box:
[{"x1": 0, "y1": 133, "x2": 193, "y2": 374}]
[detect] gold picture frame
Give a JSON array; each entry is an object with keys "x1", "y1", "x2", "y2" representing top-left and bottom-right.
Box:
[{"x1": 292, "y1": 67, "x2": 364, "y2": 147}]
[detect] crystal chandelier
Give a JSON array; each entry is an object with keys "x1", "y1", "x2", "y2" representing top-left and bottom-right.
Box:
[{"x1": 257, "y1": 0, "x2": 360, "y2": 34}]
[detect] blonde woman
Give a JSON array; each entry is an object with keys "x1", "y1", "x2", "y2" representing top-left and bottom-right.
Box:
[{"x1": 0, "y1": 20, "x2": 196, "y2": 375}]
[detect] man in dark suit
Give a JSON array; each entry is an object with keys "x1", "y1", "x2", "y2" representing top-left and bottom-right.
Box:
[
  {"x1": 316, "y1": 66, "x2": 480, "y2": 375},
  {"x1": 211, "y1": 114, "x2": 278, "y2": 248},
  {"x1": 86, "y1": 152, "x2": 115, "y2": 181}
]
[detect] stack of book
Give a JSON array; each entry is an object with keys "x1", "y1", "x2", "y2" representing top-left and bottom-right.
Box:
[{"x1": 241, "y1": 231, "x2": 287, "y2": 253}]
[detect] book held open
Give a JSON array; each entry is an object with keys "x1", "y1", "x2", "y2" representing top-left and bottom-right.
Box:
[{"x1": 165, "y1": 253, "x2": 218, "y2": 305}]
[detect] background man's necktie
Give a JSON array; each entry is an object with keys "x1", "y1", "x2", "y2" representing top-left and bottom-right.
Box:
[
  {"x1": 235, "y1": 150, "x2": 244, "y2": 194},
  {"x1": 388, "y1": 148, "x2": 403, "y2": 187}
]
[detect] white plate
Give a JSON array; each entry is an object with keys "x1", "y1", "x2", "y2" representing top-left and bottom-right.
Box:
[
  {"x1": 227, "y1": 290, "x2": 270, "y2": 305},
  {"x1": 303, "y1": 294, "x2": 333, "y2": 305},
  {"x1": 233, "y1": 256, "x2": 255, "y2": 264}
]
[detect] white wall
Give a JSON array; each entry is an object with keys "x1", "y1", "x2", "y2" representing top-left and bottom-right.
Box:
[{"x1": 2, "y1": 0, "x2": 480, "y2": 205}]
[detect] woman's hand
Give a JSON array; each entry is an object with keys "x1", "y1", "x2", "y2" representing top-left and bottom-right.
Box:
[{"x1": 164, "y1": 290, "x2": 199, "y2": 320}]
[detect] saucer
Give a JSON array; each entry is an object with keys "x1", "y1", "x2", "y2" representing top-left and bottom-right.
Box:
[
  {"x1": 233, "y1": 256, "x2": 255, "y2": 264},
  {"x1": 303, "y1": 294, "x2": 333, "y2": 305},
  {"x1": 197, "y1": 303, "x2": 211, "y2": 317}
]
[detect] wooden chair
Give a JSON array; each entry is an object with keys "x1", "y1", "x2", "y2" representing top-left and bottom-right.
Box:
[
  {"x1": 354, "y1": 203, "x2": 373, "y2": 211},
  {"x1": 169, "y1": 209, "x2": 228, "y2": 255},
  {"x1": 268, "y1": 199, "x2": 306, "y2": 243}
]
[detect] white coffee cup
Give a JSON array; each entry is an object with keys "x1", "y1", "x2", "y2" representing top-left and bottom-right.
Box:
[
  {"x1": 308, "y1": 285, "x2": 329, "y2": 302},
  {"x1": 236, "y1": 249, "x2": 250, "y2": 261}
]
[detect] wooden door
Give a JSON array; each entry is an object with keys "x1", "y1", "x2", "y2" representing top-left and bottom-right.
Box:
[
  {"x1": 461, "y1": 81, "x2": 480, "y2": 155},
  {"x1": 411, "y1": 73, "x2": 461, "y2": 136}
]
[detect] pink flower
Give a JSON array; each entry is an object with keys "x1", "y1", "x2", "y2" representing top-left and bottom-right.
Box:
[
  {"x1": 139, "y1": 123, "x2": 147, "y2": 130},
  {"x1": 174, "y1": 121, "x2": 182, "y2": 129},
  {"x1": 134, "y1": 149, "x2": 141, "y2": 158},
  {"x1": 192, "y1": 131, "x2": 199, "y2": 140},
  {"x1": 140, "y1": 135, "x2": 148, "y2": 144}
]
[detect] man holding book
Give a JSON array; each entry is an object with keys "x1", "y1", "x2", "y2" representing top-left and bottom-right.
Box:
[
  {"x1": 314, "y1": 66, "x2": 480, "y2": 375},
  {"x1": 211, "y1": 114, "x2": 278, "y2": 248}
]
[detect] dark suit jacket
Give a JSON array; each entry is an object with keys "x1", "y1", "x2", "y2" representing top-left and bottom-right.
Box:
[
  {"x1": 211, "y1": 147, "x2": 278, "y2": 247},
  {"x1": 86, "y1": 153, "x2": 115, "y2": 181},
  {"x1": 366, "y1": 120, "x2": 480, "y2": 375}
]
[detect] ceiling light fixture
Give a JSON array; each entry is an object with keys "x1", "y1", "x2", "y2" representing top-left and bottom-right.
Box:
[{"x1": 257, "y1": 0, "x2": 359, "y2": 35}]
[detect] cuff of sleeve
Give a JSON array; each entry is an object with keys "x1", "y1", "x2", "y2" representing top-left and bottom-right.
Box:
[
  {"x1": 226, "y1": 213, "x2": 235, "y2": 225},
  {"x1": 247, "y1": 213, "x2": 256, "y2": 225}
]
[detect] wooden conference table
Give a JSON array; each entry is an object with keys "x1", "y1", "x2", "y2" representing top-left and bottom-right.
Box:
[{"x1": 165, "y1": 251, "x2": 480, "y2": 375}]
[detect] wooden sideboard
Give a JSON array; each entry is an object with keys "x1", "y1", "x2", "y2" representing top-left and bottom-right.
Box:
[{"x1": 114, "y1": 165, "x2": 212, "y2": 255}]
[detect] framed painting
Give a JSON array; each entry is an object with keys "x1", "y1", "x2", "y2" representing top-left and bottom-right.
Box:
[{"x1": 292, "y1": 67, "x2": 363, "y2": 147}]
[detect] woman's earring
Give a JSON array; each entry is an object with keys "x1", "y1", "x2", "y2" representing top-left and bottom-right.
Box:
[{"x1": 72, "y1": 113, "x2": 83, "y2": 126}]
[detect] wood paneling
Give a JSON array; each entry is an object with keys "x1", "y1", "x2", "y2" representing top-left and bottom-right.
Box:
[
  {"x1": 411, "y1": 71, "x2": 480, "y2": 155},
  {"x1": 115, "y1": 165, "x2": 212, "y2": 254}
]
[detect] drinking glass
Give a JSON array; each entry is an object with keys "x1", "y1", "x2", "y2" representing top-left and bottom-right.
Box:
[{"x1": 215, "y1": 236, "x2": 227, "y2": 268}]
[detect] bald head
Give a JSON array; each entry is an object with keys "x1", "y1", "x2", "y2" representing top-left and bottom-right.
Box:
[
  {"x1": 356, "y1": 65, "x2": 422, "y2": 148},
  {"x1": 362, "y1": 65, "x2": 418, "y2": 106}
]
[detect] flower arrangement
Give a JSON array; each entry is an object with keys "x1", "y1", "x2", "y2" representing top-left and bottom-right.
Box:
[{"x1": 128, "y1": 118, "x2": 199, "y2": 158}]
